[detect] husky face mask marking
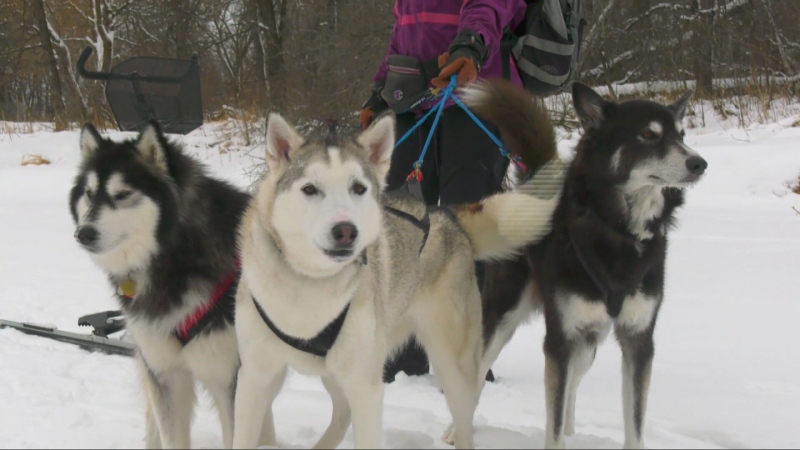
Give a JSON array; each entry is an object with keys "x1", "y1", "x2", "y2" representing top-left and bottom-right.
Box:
[
  {"x1": 572, "y1": 84, "x2": 708, "y2": 189},
  {"x1": 74, "y1": 172, "x2": 157, "y2": 253},
  {"x1": 261, "y1": 112, "x2": 395, "y2": 277},
  {"x1": 70, "y1": 123, "x2": 174, "y2": 276}
]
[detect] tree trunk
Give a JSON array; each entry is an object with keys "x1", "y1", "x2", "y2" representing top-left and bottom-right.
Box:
[
  {"x1": 93, "y1": 0, "x2": 114, "y2": 72},
  {"x1": 252, "y1": 0, "x2": 287, "y2": 114},
  {"x1": 31, "y1": 0, "x2": 67, "y2": 130},
  {"x1": 693, "y1": 0, "x2": 716, "y2": 96}
]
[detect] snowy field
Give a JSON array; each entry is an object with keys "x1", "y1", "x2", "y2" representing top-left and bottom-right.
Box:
[{"x1": 1, "y1": 101, "x2": 799, "y2": 449}]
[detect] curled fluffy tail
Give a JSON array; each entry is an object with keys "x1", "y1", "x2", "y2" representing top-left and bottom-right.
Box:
[
  {"x1": 458, "y1": 78, "x2": 558, "y2": 181},
  {"x1": 453, "y1": 190, "x2": 560, "y2": 260},
  {"x1": 453, "y1": 79, "x2": 565, "y2": 260}
]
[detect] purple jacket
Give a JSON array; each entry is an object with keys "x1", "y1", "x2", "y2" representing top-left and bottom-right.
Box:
[{"x1": 373, "y1": 0, "x2": 527, "y2": 91}]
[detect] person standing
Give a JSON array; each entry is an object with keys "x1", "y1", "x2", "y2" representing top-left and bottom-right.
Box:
[{"x1": 359, "y1": 0, "x2": 528, "y2": 383}]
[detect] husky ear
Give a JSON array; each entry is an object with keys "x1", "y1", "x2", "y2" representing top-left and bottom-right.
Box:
[
  {"x1": 669, "y1": 90, "x2": 693, "y2": 122},
  {"x1": 80, "y1": 123, "x2": 103, "y2": 159},
  {"x1": 265, "y1": 112, "x2": 304, "y2": 171},
  {"x1": 357, "y1": 111, "x2": 396, "y2": 186},
  {"x1": 136, "y1": 121, "x2": 170, "y2": 173},
  {"x1": 572, "y1": 82, "x2": 611, "y2": 131}
]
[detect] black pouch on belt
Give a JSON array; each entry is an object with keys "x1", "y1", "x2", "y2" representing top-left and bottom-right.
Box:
[{"x1": 381, "y1": 55, "x2": 442, "y2": 107}]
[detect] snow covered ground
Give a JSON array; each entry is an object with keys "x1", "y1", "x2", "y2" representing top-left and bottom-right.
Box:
[{"x1": 1, "y1": 101, "x2": 799, "y2": 449}]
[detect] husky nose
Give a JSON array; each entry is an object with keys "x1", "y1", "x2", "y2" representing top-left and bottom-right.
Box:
[
  {"x1": 686, "y1": 155, "x2": 708, "y2": 175},
  {"x1": 75, "y1": 226, "x2": 99, "y2": 246},
  {"x1": 331, "y1": 222, "x2": 358, "y2": 247}
]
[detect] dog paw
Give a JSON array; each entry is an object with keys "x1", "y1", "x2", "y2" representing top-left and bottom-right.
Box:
[{"x1": 441, "y1": 423, "x2": 456, "y2": 446}]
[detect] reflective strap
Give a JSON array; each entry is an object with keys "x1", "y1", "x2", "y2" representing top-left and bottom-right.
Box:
[
  {"x1": 511, "y1": 38, "x2": 573, "y2": 86},
  {"x1": 514, "y1": 56, "x2": 571, "y2": 86}
]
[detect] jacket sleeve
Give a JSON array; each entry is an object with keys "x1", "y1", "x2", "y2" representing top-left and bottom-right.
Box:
[
  {"x1": 372, "y1": 3, "x2": 403, "y2": 84},
  {"x1": 458, "y1": 0, "x2": 526, "y2": 64}
]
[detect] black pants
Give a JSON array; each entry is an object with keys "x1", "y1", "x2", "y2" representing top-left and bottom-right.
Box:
[{"x1": 382, "y1": 106, "x2": 508, "y2": 383}]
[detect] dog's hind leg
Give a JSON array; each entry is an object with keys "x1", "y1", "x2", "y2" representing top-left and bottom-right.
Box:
[
  {"x1": 142, "y1": 365, "x2": 196, "y2": 449},
  {"x1": 415, "y1": 295, "x2": 481, "y2": 449},
  {"x1": 313, "y1": 375, "x2": 352, "y2": 449},
  {"x1": 232, "y1": 364, "x2": 287, "y2": 449},
  {"x1": 440, "y1": 303, "x2": 530, "y2": 446},
  {"x1": 617, "y1": 328, "x2": 655, "y2": 449}
]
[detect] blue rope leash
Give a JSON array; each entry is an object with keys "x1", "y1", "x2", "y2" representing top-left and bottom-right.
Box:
[
  {"x1": 450, "y1": 94, "x2": 528, "y2": 172},
  {"x1": 393, "y1": 96, "x2": 441, "y2": 149},
  {"x1": 396, "y1": 75, "x2": 528, "y2": 182},
  {"x1": 412, "y1": 78, "x2": 455, "y2": 173}
]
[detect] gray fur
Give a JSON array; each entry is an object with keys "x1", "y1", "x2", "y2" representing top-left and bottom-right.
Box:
[{"x1": 233, "y1": 111, "x2": 559, "y2": 449}]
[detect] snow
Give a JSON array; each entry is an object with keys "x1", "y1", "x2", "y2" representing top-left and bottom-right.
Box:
[{"x1": 1, "y1": 104, "x2": 800, "y2": 450}]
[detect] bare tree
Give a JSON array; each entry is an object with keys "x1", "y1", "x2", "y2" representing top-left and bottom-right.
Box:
[
  {"x1": 2, "y1": 0, "x2": 798, "y2": 127},
  {"x1": 251, "y1": 0, "x2": 288, "y2": 113},
  {"x1": 31, "y1": 0, "x2": 68, "y2": 129}
]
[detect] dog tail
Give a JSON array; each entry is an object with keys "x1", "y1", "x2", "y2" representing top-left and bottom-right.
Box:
[
  {"x1": 453, "y1": 78, "x2": 563, "y2": 260},
  {"x1": 453, "y1": 187, "x2": 560, "y2": 261},
  {"x1": 458, "y1": 78, "x2": 559, "y2": 182}
]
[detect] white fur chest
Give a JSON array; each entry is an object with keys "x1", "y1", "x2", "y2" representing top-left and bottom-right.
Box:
[
  {"x1": 244, "y1": 240, "x2": 361, "y2": 340},
  {"x1": 622, "y1": 185, "x2": 665, "y2": 241},
  {"x1": 558, "y1": 290, "x2": 660, "y2": 340}
]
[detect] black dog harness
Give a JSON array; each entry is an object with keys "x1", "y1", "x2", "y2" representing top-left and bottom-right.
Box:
[
  {"x1": 252, "y1": 298, "x2": 350, "y2": 358},
  {"x1": 253, "y1": 206, "x2": 430, "y2": 357}
]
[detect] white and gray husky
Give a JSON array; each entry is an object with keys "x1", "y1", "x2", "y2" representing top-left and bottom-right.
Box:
[
  {"x1": 231, "y1": 110, "x2": 562, "y2": 449},
  {"x1": 69, "y1": 121, "x2": 250, "y2": 449}
]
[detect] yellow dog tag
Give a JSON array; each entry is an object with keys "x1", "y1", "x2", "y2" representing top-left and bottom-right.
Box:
[{"x1": 118, "y1": 279, "x2": 137, "y2": 298}]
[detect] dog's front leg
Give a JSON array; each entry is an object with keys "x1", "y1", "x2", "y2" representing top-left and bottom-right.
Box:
[
  {"x1": 339, "y1": 374, "x2": 384, "y2": 449},
  {"x1": 617, "y1": 327, "x2": 655, "y2": 449},
  {"x1": 232, "y1": 363, "x2": 286, "y2": 449},
  {"x1": 312, "y1": 375, "x2": 352, "y2": 449},
  {"x1": 141, "y1": 364, "x2": 196, "y2": 449},
  {"x1": 564, "y1": 343, "x2": 597, "y2": 437},
  {"x1": 204, "y1": 378, "x2": 237, "y2": 449},
  {"x1": 543, "y1": 332, "x2": 571, "y2": 449},
  {"x1": 143, "y1": 395, "x2": 161, "y2": 449}
]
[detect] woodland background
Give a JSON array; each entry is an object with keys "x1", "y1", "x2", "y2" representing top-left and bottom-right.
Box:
[{"x1": 0, "y1": 0, "x2": 798, "y2": 132}]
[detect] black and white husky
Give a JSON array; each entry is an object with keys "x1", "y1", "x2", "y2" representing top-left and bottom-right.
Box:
[
  {"x1": 69, "y1": 121, "x2": 250, "y2": 449},
  {"x1": 460, "y1": 79, "x2": 708, "y2": 449}
]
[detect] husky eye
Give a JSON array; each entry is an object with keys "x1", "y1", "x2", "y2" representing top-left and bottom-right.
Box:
[
  {"x1": 351, "y1": 182, "x2": 367, "y2": 196},
  {"x1": 640, "y1": 129, "x2": 659, "y2": 141},
  {"x1": 85, "y1": 189, "x2": 94, "y2": 201},
  {"x1": 114, "y1": 191, "x2": 132, "y2": 201},
  {"x1": 301, "y1": 184, "x2": 319, "y2": 196}
]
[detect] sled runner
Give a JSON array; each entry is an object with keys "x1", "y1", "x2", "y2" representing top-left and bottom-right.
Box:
[{"x1": 0, "y1": 311, "x2": 134, "y2": 357}]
